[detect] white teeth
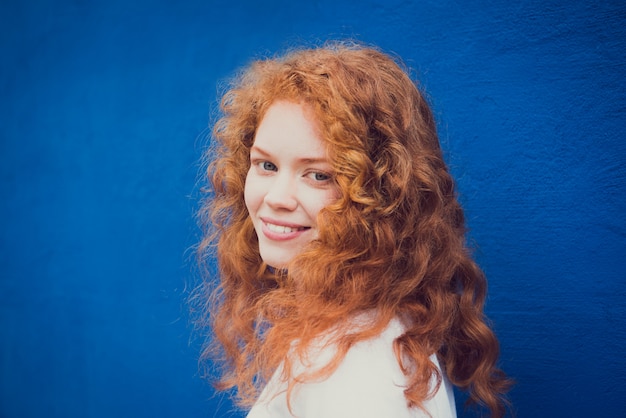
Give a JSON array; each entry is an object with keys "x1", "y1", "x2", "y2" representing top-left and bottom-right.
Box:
[{"x1": 266, "y1": 222, "x2": 305, "y2": 233}]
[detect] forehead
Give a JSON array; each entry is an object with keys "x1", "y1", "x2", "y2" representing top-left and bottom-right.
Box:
[{"x1": 253, "y1": 100, "x2": 328, "y2": 158}]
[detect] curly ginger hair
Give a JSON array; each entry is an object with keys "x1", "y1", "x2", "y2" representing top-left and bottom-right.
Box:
[{"x1": 197, "y1": 42, "x2": 511, "y2": 416}]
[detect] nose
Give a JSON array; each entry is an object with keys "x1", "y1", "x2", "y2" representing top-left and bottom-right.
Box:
[{"x1": 264, "y1": 173, "x2": 298, "y2": 211}]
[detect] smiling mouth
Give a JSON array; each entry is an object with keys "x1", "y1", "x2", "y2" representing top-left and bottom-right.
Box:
[{"x1": 265, "y1": 222, "x2": 309, "y2": 234}]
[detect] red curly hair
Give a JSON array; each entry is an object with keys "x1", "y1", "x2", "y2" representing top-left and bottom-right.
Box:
[{"x1": 197, "y1": 42, "x2": 511, "y2": 416}]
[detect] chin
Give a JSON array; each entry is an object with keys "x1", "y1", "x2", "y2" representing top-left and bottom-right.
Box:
[{"x1": 260, "y1": 251, "x2": 297, "y2": 270}]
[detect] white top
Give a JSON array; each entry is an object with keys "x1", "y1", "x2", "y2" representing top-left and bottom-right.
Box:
[{"x1": 247, "y1": 317, "x2": 457, "y2": 418}]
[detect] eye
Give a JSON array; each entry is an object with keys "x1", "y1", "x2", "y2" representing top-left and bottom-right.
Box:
[
  {"x1": 260, "y1": 161, "x2": 277, "y2": 171},
  {"x1": 314, "y1": 172, "x2": 330, "y2": 181},
  {"x1": 307, "y1": 171, "x2": 332, "y2": 182}
]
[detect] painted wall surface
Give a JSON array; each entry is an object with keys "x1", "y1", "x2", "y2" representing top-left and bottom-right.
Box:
[{"x1": 1, "y1": 0, "x2": 624, "y2": 417}]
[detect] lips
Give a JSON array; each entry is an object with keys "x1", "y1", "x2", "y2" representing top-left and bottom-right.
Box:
[
  {"x1": 265, "y1": 222, "x2": 308, "y2": 234},
  {"x1": 260, "y1": 219, "x2": 310, "y2": 241}
]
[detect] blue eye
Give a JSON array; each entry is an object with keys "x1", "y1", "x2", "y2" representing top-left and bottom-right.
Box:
[
  {"x1": 307, "y1": 171, "x2": 332, "y2": 183},
  {"x1": 261, "y1": 161, "x2": 277, "y2": 171},
  {"x1": 313, "y1": 172, "x2": 330, "y2": 181}
]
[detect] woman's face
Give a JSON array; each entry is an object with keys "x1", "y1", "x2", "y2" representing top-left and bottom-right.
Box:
[{"x1": 244, "y1": 100, "x2": 339, "y2": 268}]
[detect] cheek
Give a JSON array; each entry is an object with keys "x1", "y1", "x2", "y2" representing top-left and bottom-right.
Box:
[
  {"x1": 309, "y1": 189, "x2": 339, "y2": 221},
  {"x1": 328, "y1": 184, "x2": 341, "y2": 202},
  {"x1": 323, "y1": 182, "x2": 341, "y2": 206},
  {"x1": 243, "y1": 170, "x2": 257, "y2": 214}
]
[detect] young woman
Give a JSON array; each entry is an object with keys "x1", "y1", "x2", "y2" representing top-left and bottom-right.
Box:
[{"x1": 197, "y1": 42, "x2": 511, "y2": 417}]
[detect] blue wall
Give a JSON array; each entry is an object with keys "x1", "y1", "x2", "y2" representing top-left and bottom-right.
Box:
[{"x1": 1, "y1": 0, "x2": 624, "y2": 417}]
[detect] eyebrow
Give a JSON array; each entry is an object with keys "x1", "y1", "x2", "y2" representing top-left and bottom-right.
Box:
[{"x1": 250, "y1": 145, "x2": 330, "y2": 164}]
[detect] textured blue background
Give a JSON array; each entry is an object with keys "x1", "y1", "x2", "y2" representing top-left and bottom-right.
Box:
[{"x1": 1, "y1": 0, "x2": 624, "y2": 417}]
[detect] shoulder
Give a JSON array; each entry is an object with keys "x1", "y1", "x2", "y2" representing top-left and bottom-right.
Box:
[
  {"x1": 293, "y1": 317, "x2": 414, "y2": 417},
  {"x1": 253, "y1": 317, "x2": 456, "y2": 418}
]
